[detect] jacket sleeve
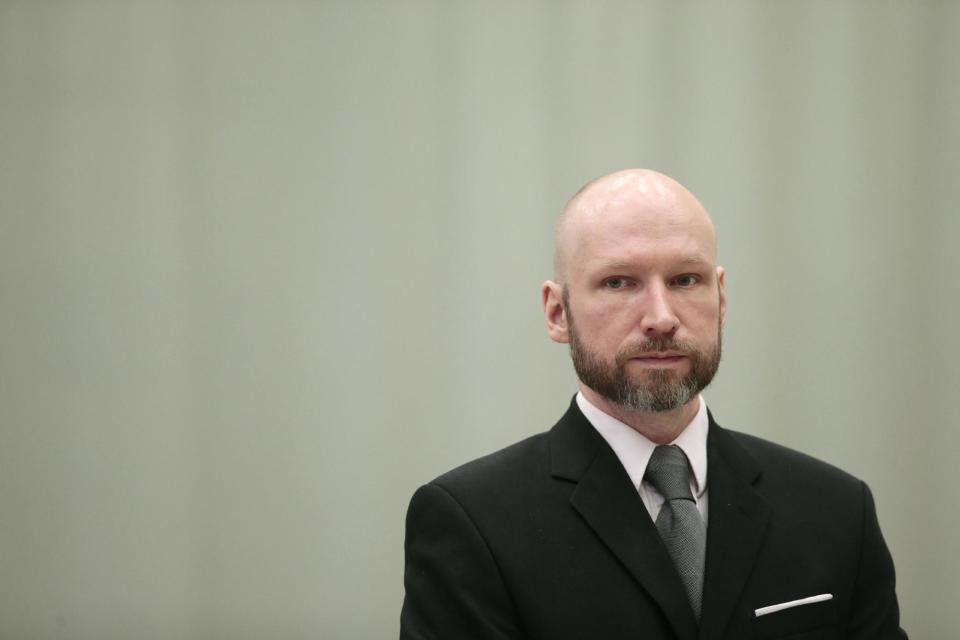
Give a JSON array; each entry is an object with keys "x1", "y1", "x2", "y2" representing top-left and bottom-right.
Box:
[
  {"x1": 847, "y1": 481, "x2": 908, "y2": 639},
  {"x1": 400, "y1": 482, "x2": 526, "y2": 640}
]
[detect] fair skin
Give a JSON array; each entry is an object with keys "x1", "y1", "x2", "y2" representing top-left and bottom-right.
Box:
[{"x1": 542, "y1": 169, "x2": 726, "y2": 444}]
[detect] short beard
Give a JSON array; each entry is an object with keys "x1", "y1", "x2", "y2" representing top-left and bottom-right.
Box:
[{"x1": 564, "y1": 289, "x2": 721, "y2": 413}]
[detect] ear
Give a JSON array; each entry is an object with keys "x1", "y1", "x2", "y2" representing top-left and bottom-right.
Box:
[
  {"x1": 716, "y1": 266, "x2": 727, "y2": 328},
  {"x1": 542, "y1": 280, "x2": 570, "y2": 344}
]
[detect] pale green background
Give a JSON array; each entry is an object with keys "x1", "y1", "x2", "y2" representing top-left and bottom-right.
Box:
[{"x1": 1, "y1": 1, "x2": 957, "y2": 638}]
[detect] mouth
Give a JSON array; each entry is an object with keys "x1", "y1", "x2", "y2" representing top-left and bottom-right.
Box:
[{"x1": 627, "y1": 352, "x2": 688, "y2": 366}]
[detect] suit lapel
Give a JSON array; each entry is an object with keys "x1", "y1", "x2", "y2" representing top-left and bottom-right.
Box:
[
  {"x1": 549, "y1": 400, "x2": 700, "y2": 640},
  {"x1": 697, "y1": 416, "x2": 771, "y2": 640}
]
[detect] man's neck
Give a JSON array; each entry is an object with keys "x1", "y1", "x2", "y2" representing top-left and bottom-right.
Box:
[{"x1": 578, "y1": 384, "x2": 700, "y2": 445}]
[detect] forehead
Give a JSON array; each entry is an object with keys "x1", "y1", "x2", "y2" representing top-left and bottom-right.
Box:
[{"x1": 566, "y1": 190, "x2": 716, "y2": 275}]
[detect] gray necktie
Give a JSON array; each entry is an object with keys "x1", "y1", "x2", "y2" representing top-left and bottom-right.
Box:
[{"x1": 645, "y1": 444, "x2": 706, "y2": 620}]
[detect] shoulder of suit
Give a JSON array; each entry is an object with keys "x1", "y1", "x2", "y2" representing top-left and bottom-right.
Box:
[
  {"x1": 719, "y1": 426, "x2": 863, "y2": 489},
  {"x1": 430, "y1": 431, "x2": 550, "y2": 494}
]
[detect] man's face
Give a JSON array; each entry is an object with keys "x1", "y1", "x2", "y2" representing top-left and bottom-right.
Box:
[
  {"x1": 546, "y1": 180, "x2": 726, "y2": 413},
  {"x1": 564, "y1": 285, "x2": 721, "y2": 412}
]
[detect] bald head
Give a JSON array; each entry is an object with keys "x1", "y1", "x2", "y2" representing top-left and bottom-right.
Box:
[{"x1": 553, "y1": 169, "x2": 717, "y2": 283}]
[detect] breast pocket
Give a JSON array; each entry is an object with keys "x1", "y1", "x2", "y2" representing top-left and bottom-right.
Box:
[{"x1": 752, "y1": 597, "x2": 838, "y2": 640}]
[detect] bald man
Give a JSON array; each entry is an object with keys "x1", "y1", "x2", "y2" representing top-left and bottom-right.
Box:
[{"x1": 400, "y1": 170, "x2": 906, "y2": 639}]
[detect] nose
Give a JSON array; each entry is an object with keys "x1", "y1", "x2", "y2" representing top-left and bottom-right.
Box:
[{"x1": 641, "y1": 284, "x2": 679, "y2": 336}]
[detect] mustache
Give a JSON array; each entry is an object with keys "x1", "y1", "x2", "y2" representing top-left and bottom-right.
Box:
[{"x1": 615, "y1": 338, "x2": 696, "y2": 364}]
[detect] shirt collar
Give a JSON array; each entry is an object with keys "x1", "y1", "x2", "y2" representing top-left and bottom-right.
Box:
[{"x1": 576, "y1": 391, "x2": 709, "y2": 497}]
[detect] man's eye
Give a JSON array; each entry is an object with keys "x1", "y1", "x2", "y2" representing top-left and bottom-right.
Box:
[
  {"x1": 605, "y1": 277, "x2": 628, "y2": 289},
  {"x1": 673, "y1": 274, "x2": 699, "y2": 287}
]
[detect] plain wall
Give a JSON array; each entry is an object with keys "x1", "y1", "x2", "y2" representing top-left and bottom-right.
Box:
[{"x1": 1, "y1": 1, "x2": 957, "y2": 637}]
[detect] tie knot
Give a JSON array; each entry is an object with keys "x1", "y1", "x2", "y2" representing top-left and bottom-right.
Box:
[{"x1": 645, "y1": 445, "x2": 695, "y2": 501}]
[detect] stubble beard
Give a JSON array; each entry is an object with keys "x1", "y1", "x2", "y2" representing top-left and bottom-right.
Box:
[{"x1": 564, "y1": 295, "x2": 722, "y2": 413}]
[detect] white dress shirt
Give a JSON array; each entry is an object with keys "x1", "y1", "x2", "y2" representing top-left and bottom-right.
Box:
[{"x1": 576, "y1": 392, "x2": 709, "y2": 524}]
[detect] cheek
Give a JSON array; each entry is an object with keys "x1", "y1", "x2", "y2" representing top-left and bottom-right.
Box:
[
  {"x1": 687, "y1": 302, "x2": 723, "y2": 330},
  {"x1": 672, "y1": 295, "x2": 720, "y2": 326},
  {"x1": 573, "y1": 298, "x2": 620, "y2": 328},
  {"x1": 574, "y1": 307, "x2": 630, "y2": 347},
  {"x1": 592, "y1": 306, "x2": 638, "y2": 341}
]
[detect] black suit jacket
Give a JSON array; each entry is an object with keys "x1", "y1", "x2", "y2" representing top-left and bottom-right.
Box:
[{"x1": 400, "y1": 399, "x2": 906, "y2": 639}]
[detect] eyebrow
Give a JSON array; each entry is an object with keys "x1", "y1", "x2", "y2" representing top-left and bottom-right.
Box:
[
  {"x1": 599, "y1": 260, "x2": 634, "y2": 270},
  {"x1": 598, "y1": 255, "x2": 712, "y2": 270}
]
